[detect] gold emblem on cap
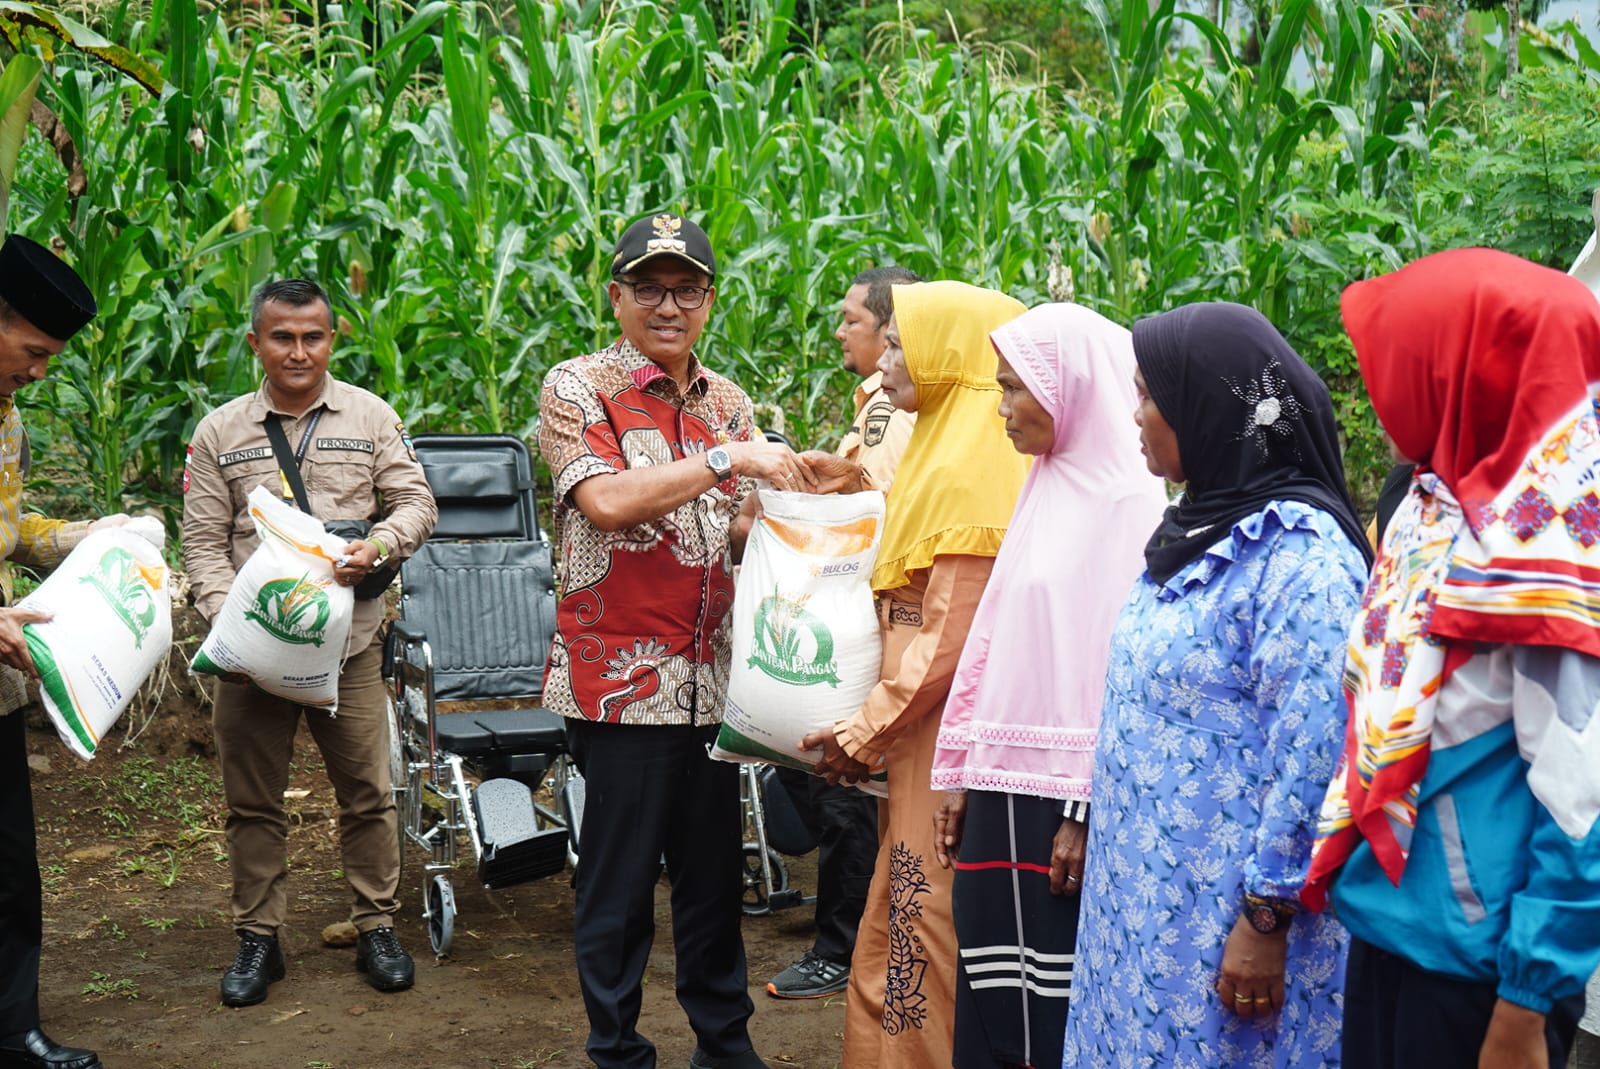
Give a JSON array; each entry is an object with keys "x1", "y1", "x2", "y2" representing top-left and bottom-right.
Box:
[{"x1": 646, "y1": 213, "x2": 689, "y2": 256}]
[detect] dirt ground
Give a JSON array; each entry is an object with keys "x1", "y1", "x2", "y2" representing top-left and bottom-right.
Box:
[{"x1": 21, "y1": 629, "x2": 845, "y2": 1069}]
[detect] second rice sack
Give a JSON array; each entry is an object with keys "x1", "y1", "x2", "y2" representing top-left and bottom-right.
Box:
[
  {"x1": 714, "y1": 486, "x2": 887, "y2": 795},
  {"x1": 191, "y1": 486, "x2": 354, "y2": 710}
]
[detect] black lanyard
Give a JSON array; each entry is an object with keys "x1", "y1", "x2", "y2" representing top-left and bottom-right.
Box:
[
  {"x1": 290, "y1": 408, "x2": 324, "y2": 463},
  {"x1": 262, "y1": 409, "x2": 324, "y2": 512}
]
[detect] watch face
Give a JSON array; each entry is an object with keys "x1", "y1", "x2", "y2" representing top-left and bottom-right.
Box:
[
  {"x1": 708, "y1": 446, "x2": 732, "y2": 474},
  {"x1": 1249, "y1": 905, "x2": 1283, "y2": 934}
]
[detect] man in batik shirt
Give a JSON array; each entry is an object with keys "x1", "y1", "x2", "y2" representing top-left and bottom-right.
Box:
[{"x1": 538, "y1": 212, "x2": 814, "y2": 1069}]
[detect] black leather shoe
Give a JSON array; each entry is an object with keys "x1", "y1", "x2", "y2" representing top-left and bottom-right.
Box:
[
  {"x1": 688, "y1": 1049, "x2": 769, "y2": 1069},
  {"x1": 355, "y1": 926, "x2": 414, "y2": 991},
  {"x1": 0, "y1": 1029, "x2": 102, "y2": 1069},
  {"x1": 219, "y1": 931, "x2": 285, "y2": 1007}
]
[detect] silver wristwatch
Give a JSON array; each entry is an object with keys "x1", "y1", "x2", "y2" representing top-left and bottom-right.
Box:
[{"x1": 705, "y1": 445, "x2": 734, "y2": 481}]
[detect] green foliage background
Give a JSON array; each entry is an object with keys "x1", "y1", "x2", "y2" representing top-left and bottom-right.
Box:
[{"x1": 5, "y1": 0, "x2": 1599, "y2": 530}]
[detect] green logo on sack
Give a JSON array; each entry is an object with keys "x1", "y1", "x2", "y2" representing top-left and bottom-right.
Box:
[
  {"x1": 245, "y1": 574, "x2": 333, "y2": 646},
  {"x1": 80, "y1": 548, "x2": 161, "y2": 648},
  {"x1": 749, "y1": 589, "x2": 839, "y2": 687}
]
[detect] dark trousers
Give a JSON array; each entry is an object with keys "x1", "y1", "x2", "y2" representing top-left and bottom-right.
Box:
[
  {"x1": 775, "y1": 767, "x2": 877, "y2": 965},
  {"x1": 0, "y1": 712, "x2": 41, "y2": 1035},
  {"x1": 1344, "y1": 935, "x2": 1582, "y2": 1068},
  {"x1": 567, "y1": 719, "x2": 754, "y2": 1069}
]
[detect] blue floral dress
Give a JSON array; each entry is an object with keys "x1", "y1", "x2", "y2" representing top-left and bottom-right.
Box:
[{"x1": 1062, "y1": 502, "x2": 1365, "y2": 1069}]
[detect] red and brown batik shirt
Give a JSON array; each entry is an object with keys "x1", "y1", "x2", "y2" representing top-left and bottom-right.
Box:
[{"x1": 538, "y1": 339, "x2": 755, "y2": 726}]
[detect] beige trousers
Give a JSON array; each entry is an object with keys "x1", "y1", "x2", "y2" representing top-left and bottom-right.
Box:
[{"x1": 213, "y1": 639, "x2": 399, "y2": 935}]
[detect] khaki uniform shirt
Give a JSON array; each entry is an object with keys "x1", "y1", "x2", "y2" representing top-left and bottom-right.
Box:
[
  {"x1": 837, "y1": 372, "x2": 916, "y2": 492},
  {"x1": 182, "y1": 375, "x2": 437, "y2": 656},
  {"x1": 0, "y1": 397, "x2": 90, "y2": 715}
]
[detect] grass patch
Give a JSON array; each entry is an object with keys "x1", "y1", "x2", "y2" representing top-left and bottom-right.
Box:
[
  {"x1": 90, "y1": 755, "x2": 223, "y2": 832},
  {"x1": 81, "y1": 972, "x2": 138, "y2": 1000}
]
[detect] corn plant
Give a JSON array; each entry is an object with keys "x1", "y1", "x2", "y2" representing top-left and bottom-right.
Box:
[{"x1": 6, "y1": 0, "x2": 1596, "y2": 527}]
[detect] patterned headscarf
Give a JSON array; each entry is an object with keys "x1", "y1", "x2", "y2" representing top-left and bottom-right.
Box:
[{"x1": 1304, "y1": 249, "x2": 1600, "y2": 908}]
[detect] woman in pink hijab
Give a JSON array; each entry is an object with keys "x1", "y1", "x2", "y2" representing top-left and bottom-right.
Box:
[{"x1": 930, "y1": 303, "x2": 1168, "y2": 1069}]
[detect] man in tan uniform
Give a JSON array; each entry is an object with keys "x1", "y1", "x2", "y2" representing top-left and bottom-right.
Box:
[
  {"x1": 834, "y1": 267, "x2": 920, "y2": 492},
  {"x1": 182, "y1": 279, "x2": 437, "y2": 1007},
  {"x1": 765, "y1": 266, "x2": 921, "y2": 1001}
]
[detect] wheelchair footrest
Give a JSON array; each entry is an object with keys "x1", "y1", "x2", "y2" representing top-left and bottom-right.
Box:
[
  {"x1": 473, "y1": 778, "x2": 567, "y2": 888},
  {"x1": 767, "y1": 888, "x2": 809, "y2": 911}
]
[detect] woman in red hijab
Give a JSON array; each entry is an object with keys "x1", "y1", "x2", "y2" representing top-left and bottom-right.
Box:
[{"x1": 1305, "y1": 248, "x2": 1600, "y2": 1069}]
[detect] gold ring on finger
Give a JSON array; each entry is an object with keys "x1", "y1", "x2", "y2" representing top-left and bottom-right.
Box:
[{"x1": 1233, "y1": 993, "x2": 1252, "y2": 1002}]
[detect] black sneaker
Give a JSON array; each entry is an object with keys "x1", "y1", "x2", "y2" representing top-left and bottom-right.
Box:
[
  {"x1": 220, "y1": 931, "x2": 285, "y2": 1007},
  {"x1": 356, "y1": 926, "x2": 415, "y2": 992},
  {"x1": 765, "y1": 950, "x2": 849, "y2": 999}
]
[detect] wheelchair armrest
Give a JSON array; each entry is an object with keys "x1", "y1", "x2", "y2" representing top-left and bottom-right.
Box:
[
  {"x1": 391, "y1": 618, "x2": 428, "y2": 646},
  {"x1": 388, "y1": 619, "x2": 435, "y2": 717}
]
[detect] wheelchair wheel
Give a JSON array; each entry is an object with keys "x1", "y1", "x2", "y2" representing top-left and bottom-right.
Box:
[
  {"x1": 425, "y1": 874, "x2": 456, "y2": 957},
  {"x1": 740, "y1": 843, "x2": 788, "y2": 917}
]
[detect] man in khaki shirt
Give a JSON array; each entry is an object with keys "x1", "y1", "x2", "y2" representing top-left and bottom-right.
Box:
[
  {"x1": 834, "y1": 267, "x2": 920, "y2": 493},
  {"x1": 766, "y1": 266, "x2": 921, "y2": 1001},
  {"x1": 182, "y1": 279, "x2": 437, "y2": 1008}
]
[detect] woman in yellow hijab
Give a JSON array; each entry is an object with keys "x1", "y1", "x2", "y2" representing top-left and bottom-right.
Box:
[{"x1": 805, "y1": 280, "x2": 1029, "y2": 1069}]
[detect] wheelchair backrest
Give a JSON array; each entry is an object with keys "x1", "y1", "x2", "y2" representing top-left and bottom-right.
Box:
[
  {"x1": 414, "y1": 433, "x2": 541, "y2": 540},
  {"x1": 401, "y1": 435, "x2": 556, "y2": 702}
]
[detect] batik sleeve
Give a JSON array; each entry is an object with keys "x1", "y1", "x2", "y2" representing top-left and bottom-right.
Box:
[{"x1": 539, "y1": 363, "x2": 623, "y2": 502}]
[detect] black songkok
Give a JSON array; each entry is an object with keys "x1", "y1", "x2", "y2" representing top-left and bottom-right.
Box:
[{"x1": 0, "y1": 234, "x2": 96, "y2": 341}]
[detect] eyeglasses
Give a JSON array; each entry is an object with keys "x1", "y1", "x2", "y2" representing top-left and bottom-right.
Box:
[{"x1": 619, "y1": 281, "x2": 711, "y2": 310}]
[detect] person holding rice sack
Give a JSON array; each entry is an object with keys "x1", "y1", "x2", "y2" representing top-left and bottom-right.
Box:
[
  {"x1": 800, "y1": 280, "x2": 1028, "y2": 1069},
  {"x1": 182, "y1": 278, "x2": 436, "y2": 1008},
  {"x1": 0, "y1": 234, "x2": 128, "y2": 1069}
]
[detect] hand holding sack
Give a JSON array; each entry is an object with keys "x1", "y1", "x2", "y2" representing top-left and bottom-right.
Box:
[
  {"x1": 713, "y1": 487, "x2": 888, "y2": 795},
  {"x1": 20, "y1": 516, "x2": 172, "y2": 760},
  {"x1": 191, "y1": 487, "x2": 354, "y2": 710}
]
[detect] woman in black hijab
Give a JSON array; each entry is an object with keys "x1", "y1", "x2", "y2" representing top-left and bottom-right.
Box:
[
  {"x1": 1062, "y1": 303, "x2": 1371, "y2": 1069},
  {"x1": 1134, "y1": 302, "x2": 1372, "y2": 583}
]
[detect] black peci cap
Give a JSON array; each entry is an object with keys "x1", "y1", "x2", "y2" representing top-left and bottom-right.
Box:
[
  {"x1": 610, "y1": 213, "x2": 715, "y2": 280},
  {"x1": 0, "y1": 234, "x2": 96, "y2": 341}
]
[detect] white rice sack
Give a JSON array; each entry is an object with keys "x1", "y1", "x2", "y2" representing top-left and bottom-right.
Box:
[
  {"x1": 713, "y1": 488, "x2": 888, "y2": 796},
  {"x1": 20, "y1": 517, "x2": 172, "y2": 760},
  {"x1": 191, "y1": 487, "x2": 353, "y2": 709}
]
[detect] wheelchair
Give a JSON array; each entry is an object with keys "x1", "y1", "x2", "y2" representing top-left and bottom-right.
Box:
[
  {"x1": 739, "y1": 763, "x2": 820, "y2": 916},
  {"x1": 385, "y1": 434, "x2": 584, "y2": 957}
]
